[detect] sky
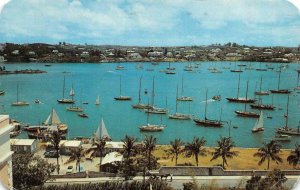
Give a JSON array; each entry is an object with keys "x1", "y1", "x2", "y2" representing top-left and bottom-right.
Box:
[{"x1": 0, "y1": 0, "x2": 299, "y2": 47}]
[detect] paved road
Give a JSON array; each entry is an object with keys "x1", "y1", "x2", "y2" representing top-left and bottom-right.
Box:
[{"x1": 46, "y1": 175, "x2": 300, "y2": 189}]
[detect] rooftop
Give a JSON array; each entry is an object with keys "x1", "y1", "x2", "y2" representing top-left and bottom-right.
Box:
[
  {"x1": 101, "y1": 151, "x2": 123, "y2": 165},
  {"x1": 10, "y1": 139, "x2": 37, "y2": 146}
]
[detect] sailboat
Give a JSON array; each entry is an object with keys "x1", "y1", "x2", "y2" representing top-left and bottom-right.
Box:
[
  {"x1": 230, "y1": 63, "x2": 243, "y2": 72},
  {"x1": 254, "y1": 76, "x2": 269, "y2": 95},
  {"x1": 169, "y1": 85, "x2": 192, "y2": 120},
  {"x1": 256, "y1": 63, "x2": 267, "y2": 71},
  {"x1": 26, "y1": 108, "x2": 68, "y2": 139},
  {"x1": 11, "y1": 83, "x2": 29, "y2": 106},
  {"x1": 226, "y1": 73, "x2": 256, "y2": 103},
  {"x1": 66, "y1": 85, "x2": 83, "y2": 112},
  {"x1": 235, "y1": 81, "x2": 260, "y2": 118},
  {"x1": 0, "y1": 90, "x2": 4, "y2": 95},
  {"x1": 177, "y1": 77, "x2": 193, "y2": 101},
  {"x1": 166, "y1": 62, "x2": 175, "y2": 70},
  {"x1": 145, "y1": 77, "x2": 168, "y2": 114},
  {"x1": 114, "y1": 76, "x2": 132, "y2": 101},
  {"x1": 91, "y1": 118, "x2": 112, "y2": 141},
  {"x1": 95, "y1": 95, "x2": 100, "y2": 105},
  {"x1": 276, "y1": 95, "x2": 300, "y2": 135},
  {"x1": 251, "y1": 111, "x2": 264, "y2": 132},
  {"x1": 193, "y1": 89, "x2": 223, "y2": 127},
  {"x1": 140, "y1": 108, "x2": 165, "y2": 132},
  {"x1": 250, "y1": 94, "x2": 275, "y2": 110},
  {"x1": 131, "y1": 77, "x2": 152, "y2": 109},
  {"x1": 270, "y1": 66, "x2": 291, "y2": 94},
  {"x1": 184, "y1": 63, "x2": 193, "y2": 71},
  {"x1": 57, "y1": 76, "x2": 75, "y2": 104}
]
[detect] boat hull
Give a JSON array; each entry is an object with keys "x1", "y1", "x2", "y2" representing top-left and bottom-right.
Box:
[
  {"x1": 226, "y1": 98, "x2": 256, "y2": 103},
  {"x1": 114, "y1": 96, "x2": 132, "y2": 101},
  {"x1": 57, "y1": 99, "x2": 75, "y2": 104},
  {"x1": 169, "y1": 114, "x2": 192, "y2": 120},
  {"x1": 177, "y1": 97, "x2": 193, "y2": 101},
  {"x1": 193, "y1": 119, "x2": 223, "y2": 127},
  {"x1": 276, "y1": 128, "x2": 300, "y2": 136},
  {"x1": 270, "y1": 89, "x2": 291, "y2": 94},
  {"x1": 250, "y1": 104, "x2": 275, "y2": 110},
  {"x1": 131, "y1": 104, "x2": 152, "y2": 109},
  {"x1": 235, "y1": 111, "x2": 259, "y2": 118},
  {"x1": 11, "y1": 101, "x2": 29, "y2": 106},
  {"x1": 251, "y1": 128, "x2": 264, "y2": 133}
]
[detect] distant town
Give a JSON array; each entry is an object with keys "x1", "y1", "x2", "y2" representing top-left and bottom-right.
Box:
[{"x1": 1, "y1": 42, "x2": 300, "y2": 63}]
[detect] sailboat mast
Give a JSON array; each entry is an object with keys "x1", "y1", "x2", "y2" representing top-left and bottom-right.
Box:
[
  {"x1": 237, "y1": 73, "x2": 241, "y2": 98},
  {"x1": 285, "y1": 95, "x2": 289, "y2": 131},
  {"x1": 16, "y1": 82, "x2": 19, "y2": 102},
  {"x1": 260, "y1": 76, "x2": 263, "y2": 92},
  {"x1": 297, "y1": 71, "x2": 300, "y2": 87},
  {"x1": 151, "y1": 77, "x2": 155, "y2": 106},
  {"x1": 277, "y1": 66, "x2": 282, "y2": 90},
  {"x1": 175, "y1": 85, "x2": 179, "y2": 113},
  {"x1": 181, "y1": 76, "x2": 184, "y2": 96},
  {"x1": 63, "y1": 76, "x2": 66, "y2": 98},
  {"x1": 204, "y1": 89, "x2": 208, "y2": 120},
  {"x1": 119, "y1": 76, "x2": 122, "y2": 96},
  {"x1": 244, "y1": 81, "x2": 249, "y2": 111},
  {"x1": 138, "y1": 76, "x2": 142, "y2": 104}
]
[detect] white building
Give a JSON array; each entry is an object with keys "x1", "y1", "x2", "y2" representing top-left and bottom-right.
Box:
[
  {"x1": 10, "y1": 139, "x2": 38, "y2": 154},
  {"x1": 0, "y1": 115, "x2": 14, "y2": 189}
]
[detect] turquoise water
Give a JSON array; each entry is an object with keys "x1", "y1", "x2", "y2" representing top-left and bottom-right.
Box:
[{"x1": 0, "y1": 62, "x2": 299, "y2": 148}]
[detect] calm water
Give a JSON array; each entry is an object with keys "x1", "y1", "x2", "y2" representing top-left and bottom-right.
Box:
[{"x1": 0, "y1": 61, "x2": 299, "y2": 148}]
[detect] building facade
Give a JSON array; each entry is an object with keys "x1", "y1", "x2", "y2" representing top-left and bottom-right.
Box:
[{"x1": 0, "y1": 115, "x2": 14, "y2": 189}]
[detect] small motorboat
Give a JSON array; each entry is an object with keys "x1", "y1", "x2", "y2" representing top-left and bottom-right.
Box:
[
  {"x1": 212, "y1": 95, "x2": 221, "y2": 101},
  {"x1": 78, "y1": 113, "x2": 88, "y2": 118},
  {"x1": 82, "y1": 102, "x2": 89, "y2": 105},
  {"x1": 35, "y1": 99, "x2": 41, "y2": 104}
]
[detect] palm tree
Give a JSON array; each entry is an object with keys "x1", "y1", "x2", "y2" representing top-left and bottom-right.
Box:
[
  {"x1": 287, "y1": 143, "x2": 300, "y2": 168},
  {"x1": 85, "y1": 139, "x2": 106, "y2": 172},
  {"x1": 49, "y1": 130, "x2": 62, "y2": 174},
  {"x1": 185, "y1": 137, "x2": 207, "y2": 166},
  {"x1": 64, "y1": 147, "x2": 85, "y2": 172},
  {"x1": 167, "y1": 138, "x2": 185, "y2": 166},
  {"x1": 143, "y1": 135, "x2": 157, "y2": 170},
  {"x1": 210, "y1": 137, "x2": 238, "y2": 169},
  {"x1": 253, "y1": 140, "x2": 282, "y2": 170},
  {"x1": 122, "y1": 135, "x2": 137, "y2": 159}
]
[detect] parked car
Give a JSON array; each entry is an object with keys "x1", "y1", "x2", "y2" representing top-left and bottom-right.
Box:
[
  {"x1": 66, "y1": 166, "x2": 73, "y2": 174},
  {"x1": 44, "y1": 150, "x2": 58, "y2": 158}
]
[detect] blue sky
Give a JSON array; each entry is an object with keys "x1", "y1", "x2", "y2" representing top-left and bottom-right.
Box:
[{"x1": 0, "y1": 0, "x2": 299, "y2": 46}]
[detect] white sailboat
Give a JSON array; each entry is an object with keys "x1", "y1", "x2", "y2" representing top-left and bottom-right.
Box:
[
  {"x1": 57, "y1": 76, "x2": 75, "y2": 104},
  {"x1": 95, "y1": 95, "x2": 100, "y2": 105},
  {"x1": 251, "y1": 111, "x2": 264, "y2": 133},
  {"x1": 132, "y1": 77, "x2": 152, "y2": 109},
  {"x1": 169, "y1": 85, "x2": 192, "y2": 120},
  {"x1": 177, "y1": 77, "x2": 193, "y2": 101},
  {"x1": 91, "y1": 118, "x2": 112, "y2": 141},
  {"x1": 66, "y1": 85, "x2": 83, "y2": 112},
  {"x1": 114, "y1": 76, "x2": 132, "y2": 101},
  {"x1": 11, "y1": 83, "x2": 29, "y2": 106}
]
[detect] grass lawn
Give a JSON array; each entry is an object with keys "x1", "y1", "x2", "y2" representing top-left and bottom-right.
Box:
[{"x1": 153, "y1": 145, "x2": 298, "y2": 170}]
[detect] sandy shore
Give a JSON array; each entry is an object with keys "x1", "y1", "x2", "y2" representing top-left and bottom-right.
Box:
[{"x1": 154, "y1": 145, "x2": 297, "y2": 170}]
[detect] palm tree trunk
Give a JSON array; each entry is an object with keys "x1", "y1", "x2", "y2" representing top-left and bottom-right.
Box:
[
  {"x1": 56, "y1": 148, "x2": 60, "y2": 174},
  {"x1": 148, "y1": 151, "x2": 151, "y2": 170},
  {"x1": 175, "y1": 154, "x2": 178, "y2": 166},
  {"x1": 78, "y1": 160, "x2": 81, "y2": 172},
  {"x1": 267, "y1": 158, "x2": 270, "y2": 170},
  {"x1": 195, "y1": 155, "x2": 199, "y2": 166},
  {"x1": 222, "y1": 158, "x2": 225, "y2": 169}
]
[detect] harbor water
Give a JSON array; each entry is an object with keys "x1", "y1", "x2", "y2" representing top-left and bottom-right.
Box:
[{"x1": 0, "y1": 61, "x2": 299, "y2": 148}]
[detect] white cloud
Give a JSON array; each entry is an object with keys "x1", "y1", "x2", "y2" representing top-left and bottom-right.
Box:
[{"x1": 0, "y1": 0, "x2": 299, "y2": 46}]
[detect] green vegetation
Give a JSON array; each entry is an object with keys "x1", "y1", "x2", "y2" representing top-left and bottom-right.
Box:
[
  {"x1": 48, "y1": 130, "x2": 62, "y2": 174},
  {"x1": 167, "y1": 138, "x2": 185, "y2": 166},
  {"x1": 210, "y1": 137, "x2": 239, "y2": 169},
  {"x1": 86, "y1": 139, "x2": 106, "y2": 172},
  {"x1": 253, "y1": 140, "x2": 282, "y2": 170},
  {"x1": 287, "y1": 143, "x2": 300, "y2": 168},
  {"x1": 12, "y1": 153, "x2": 55, "y2": 190},
  {"x1": 32, "y1": 180, "x2": 170, "y2": 190},
  {"x1": 184, "y1": 137, "x2": 207, "y2": 166}
]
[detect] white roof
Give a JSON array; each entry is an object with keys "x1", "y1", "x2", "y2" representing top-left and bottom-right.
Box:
[
  {"x1": 59, "y1": 140, "x2": 82, "y2": 148},
  {"x1": 101, "y1": 152, "x2": 123, "y2": 165},
  {"x1": 0, "y1": 115, "x2": 9, "y2": 123},
  {"x1": 11, "y1": 139, "x2": 37, "y2": 146},
  {"x1": 105, "y1": 141, "x2": 124, "y2": 149}
]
